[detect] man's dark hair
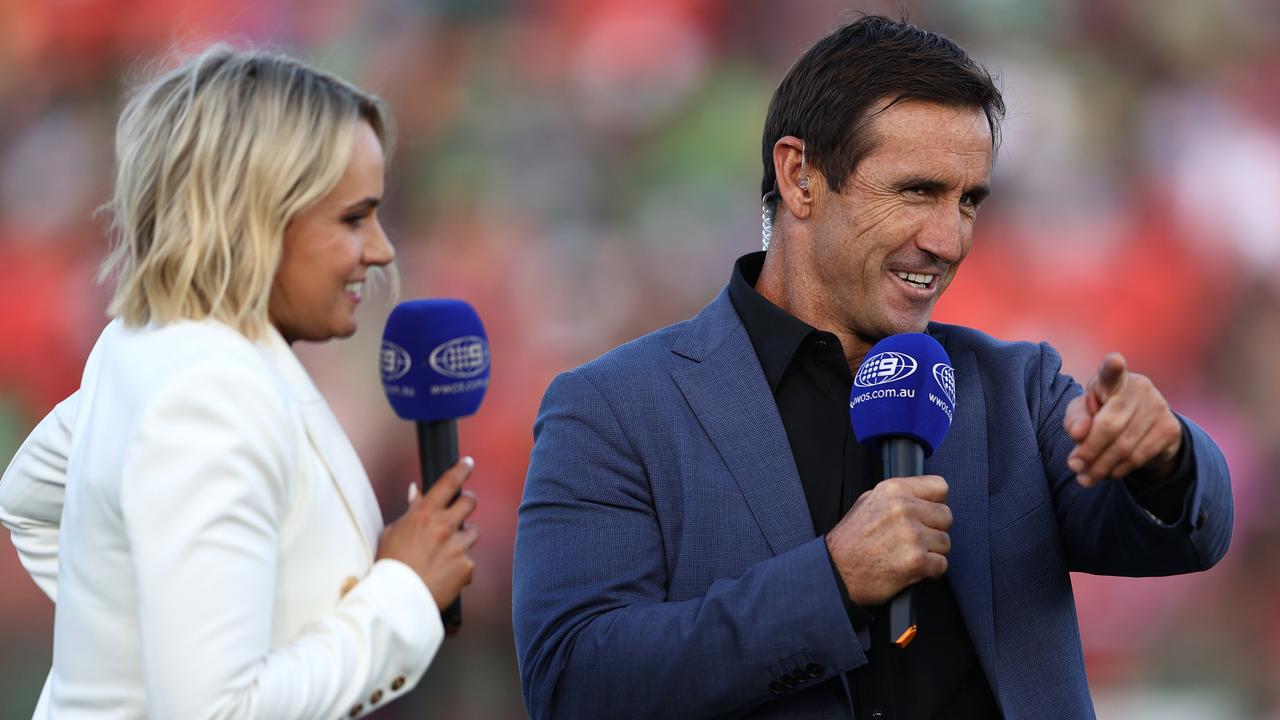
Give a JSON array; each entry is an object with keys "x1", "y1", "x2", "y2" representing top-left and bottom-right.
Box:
[{"x1": 760, "y1": 15, "x2": 1005, "y2": 197}]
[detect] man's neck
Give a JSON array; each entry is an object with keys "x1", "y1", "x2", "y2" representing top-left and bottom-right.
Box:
[{"x1": 755, "y1": 245, "x2": 871, "y2": 372}]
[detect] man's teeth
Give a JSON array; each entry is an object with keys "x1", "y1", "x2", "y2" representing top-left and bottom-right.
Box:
[
  {"x1": 894, "y1": 271, "x2": 935, "y2": 288},
  {"x1": 345, "y1": 281, "x2": 364, "y2": 297}
]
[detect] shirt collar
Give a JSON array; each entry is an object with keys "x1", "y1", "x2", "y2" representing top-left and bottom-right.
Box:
[{"x1": 727, "y1": 251, "x2": 821, "y2": 392}]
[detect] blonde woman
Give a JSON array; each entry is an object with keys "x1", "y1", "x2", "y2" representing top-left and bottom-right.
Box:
[{"x1": 0, "y1": 47, "x2": 478, "y2": 718}]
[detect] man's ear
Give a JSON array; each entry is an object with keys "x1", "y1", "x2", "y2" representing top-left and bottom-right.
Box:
[{"x1": 772, "y1": 136, "x2": 813, "y2": 220}]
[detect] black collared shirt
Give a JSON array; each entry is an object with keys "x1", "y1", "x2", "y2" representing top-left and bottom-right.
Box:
[{"x1": 729, "y1": 252, "x2": 999, "y2": 719}]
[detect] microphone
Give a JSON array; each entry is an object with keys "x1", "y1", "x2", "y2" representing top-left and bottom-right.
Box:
[
  {"x1": 848, "y1": 333, "x2": 956, "y2": 649},
  {"x1": 380, "y1": 299, "x2": 491, "y2": 634}
]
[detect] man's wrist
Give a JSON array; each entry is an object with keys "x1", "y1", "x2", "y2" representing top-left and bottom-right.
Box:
[{"x1": 824, "y1": 536, "x2": 872, "y2": 629}]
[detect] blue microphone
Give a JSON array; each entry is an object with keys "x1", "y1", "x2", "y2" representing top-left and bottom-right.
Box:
[
  {"x1": 849, "y1": 333, "x2": 956, "y2": 649},
  {"x1": 381, "y1": 299, "x2": 491, "y2": 634}
]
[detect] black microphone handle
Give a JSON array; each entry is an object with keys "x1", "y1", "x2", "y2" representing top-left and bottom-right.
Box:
[
  {"x1": 416, "y1": 419, "x2": 462, "y2": 635},
  {"x1": 882, "y1": 438, "x2": 925, "y2": 649}
]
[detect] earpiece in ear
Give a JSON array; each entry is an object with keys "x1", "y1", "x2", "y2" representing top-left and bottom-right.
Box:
[{"x1": 798, "y1": 142, "x2": 809, "y2": 192}]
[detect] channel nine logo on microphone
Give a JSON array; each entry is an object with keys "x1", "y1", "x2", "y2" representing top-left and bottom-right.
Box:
[
  {"x1": 429, "y1": 335, "x2": 489, "y2": 379},
  {"x1": 932, "y1": 363, "x2": 956, "y2": 405},
  {"x1": 847, "y1": 344, "x2": 957, "y2": 420},
  {"x1": 380, "y1": 334, "x2": 490, "y2": 398},
  {"x1": 851, "y1": 351, "x2": 920, "y2": 406},
  {"x1": 854, "y1": 351, "x2": 918, "y2": 387},
  {"x1": 381, "y1": 341, "x2": 412, "y2": 382}
]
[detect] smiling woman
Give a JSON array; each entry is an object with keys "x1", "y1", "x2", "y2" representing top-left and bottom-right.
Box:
[
  {"x1": 100, "y1": 47, "x2": 394, "y2": 339},
  {"x1": 0, "y1": 46, "x2": 478, "y2": 719},
  {"x1": 269, "y1": 121, "x2": 395, "y2": 344}
]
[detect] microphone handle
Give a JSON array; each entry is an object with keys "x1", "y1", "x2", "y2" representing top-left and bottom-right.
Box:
[
  {"x1": 882, "y1": 438, "x2": 925, "y2": 649},
  {"x1": 416, "y1": 419, "x2": 462, "y2": 635}
]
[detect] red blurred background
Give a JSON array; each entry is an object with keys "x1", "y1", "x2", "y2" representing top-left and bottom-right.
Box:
[{"x1": 2, "y1": 1, "x2": 1278, "y2": 717}]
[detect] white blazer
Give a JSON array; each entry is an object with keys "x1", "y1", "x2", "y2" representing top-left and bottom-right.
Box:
[{"x1": 0, "y1": 319, "x2": 443, "y2": 719}]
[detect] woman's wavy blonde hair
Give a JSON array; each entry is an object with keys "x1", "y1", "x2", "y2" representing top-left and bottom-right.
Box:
[{"x1": 100, "y1": 45, "x2": 393, "y2": 338}]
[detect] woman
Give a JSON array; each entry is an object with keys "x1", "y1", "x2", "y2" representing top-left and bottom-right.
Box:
[{"x1": 0, "y1": 46, "x2": 478, "y2": 718}]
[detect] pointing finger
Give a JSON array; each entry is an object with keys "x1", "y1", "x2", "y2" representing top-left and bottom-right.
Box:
[
  {"x1": 1068, "y1": 390, "x2": 1138, "y2": 476},
  {"x1": 1090, "y1": 353, "x2": 1127, "y2": 407}
]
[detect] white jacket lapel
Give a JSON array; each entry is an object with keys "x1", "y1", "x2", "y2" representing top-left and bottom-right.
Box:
[{"x1": 257, "y1": 328, "x2": 383, "y2": 556}]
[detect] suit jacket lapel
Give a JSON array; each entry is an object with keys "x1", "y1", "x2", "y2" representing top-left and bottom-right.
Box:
[
  {"x1": 667, "y1": 297, "x2": 1000, "y2": 694},
  {"x1": 925, "y1": 334, "x2": 998, "y2": 692},
  {"x1": 257, "y1": 329, "x2": 383, "y2": 558},
  {"x1": 670, "y1": 290, "x2": 815, "y2": 556}
]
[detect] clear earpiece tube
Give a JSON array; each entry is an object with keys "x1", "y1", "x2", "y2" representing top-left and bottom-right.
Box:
[{"x1": 761, "y1": 191, "x2": 778, "y2": 250}]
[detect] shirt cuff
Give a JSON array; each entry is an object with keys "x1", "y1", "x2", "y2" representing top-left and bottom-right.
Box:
[{"x1": 1122, "y1": 419, "x2": 1197, "y2": 525}]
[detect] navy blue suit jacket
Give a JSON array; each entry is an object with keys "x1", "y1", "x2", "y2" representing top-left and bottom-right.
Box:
[{"x1": 513, "y1": 289, "x2": 1232, "y2": 719}]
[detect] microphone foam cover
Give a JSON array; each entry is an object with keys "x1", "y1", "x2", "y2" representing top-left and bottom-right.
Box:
[
  {"x1": 849, "y1": 333, "x2": 955, "y2": 456},
  {"x1": 381, "y1": 299, "x2": 490, "y2": 422}
]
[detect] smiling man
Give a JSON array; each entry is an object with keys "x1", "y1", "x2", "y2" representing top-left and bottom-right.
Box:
[{"x1": 513, "y1": 16, "x2": 1232, "y2": 720}]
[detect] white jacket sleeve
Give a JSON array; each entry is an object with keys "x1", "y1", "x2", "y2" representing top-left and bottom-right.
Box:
[
  {"x1": 0, "y1": 392, "x2": 79, "y2": 602},
  {"x1": 120, "y1": 359, "x2": 441, "y2": 720}
]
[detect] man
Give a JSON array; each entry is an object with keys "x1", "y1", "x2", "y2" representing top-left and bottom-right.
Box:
[{"x1": 512, "y1": 15, "x2": 1232, "y2": 720}]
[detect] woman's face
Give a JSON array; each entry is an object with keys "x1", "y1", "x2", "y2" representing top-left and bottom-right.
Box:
[{"x1": 269, "y1": 120, "x2": 393, "y2": 344}]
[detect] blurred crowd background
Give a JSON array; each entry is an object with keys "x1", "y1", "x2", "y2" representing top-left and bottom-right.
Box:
[{"x1": 1, "y1": 0, "x2": 1278, "y2": 717}]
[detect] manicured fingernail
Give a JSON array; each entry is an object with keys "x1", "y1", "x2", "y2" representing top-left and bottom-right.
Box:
[
  {"x1": 408, "y1": 483, "x2": 419, "y2": 503},
  {"x1": 462, "y1": 456, "x2": 475, "y2": 469},
  {"x1": 1068, "y1": 458, "x2": 1083, "y2": 472},
  {"x1": 1077, "y1": 474, "x2": 1091, "y2": 486}
]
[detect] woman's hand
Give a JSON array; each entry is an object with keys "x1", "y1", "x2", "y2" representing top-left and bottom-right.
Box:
[{"x1": 377, "y1": 457, "x2": 479, "y2": 609}]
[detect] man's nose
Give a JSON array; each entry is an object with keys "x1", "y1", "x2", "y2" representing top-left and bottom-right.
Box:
[{"x1": 915, "y1": 204, "x2": 967, "y2": 264}]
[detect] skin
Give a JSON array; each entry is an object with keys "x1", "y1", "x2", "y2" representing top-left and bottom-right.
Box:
[
  {"x1": 266, "y1": 120, "x2": 479, "y2": 609},
  {"x1": 1063, "y1": 353, "x2": 1182, "y2": 485},
  {"x1": 758, "y1": 98, "x2": 992, "y2": 370},
  {"x1": 761, "y1": 98, "x2": 1182, "y2": 606},
  {"x1": 380, "y1": 457, "x2": 480, "y2": 612},
  {"x1": 269, "y1": 120, "x2": 395, "y2": 345}
]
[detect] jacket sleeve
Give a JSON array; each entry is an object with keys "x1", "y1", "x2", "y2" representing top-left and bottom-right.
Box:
[
  {"x1": 1033, "y1": 342, "x2": 1233, "y2": 575},
  {"x1": 0, "y1": 391, "x2": 79, "y2": 602},
  {"x1": 119, "y1": 359, "x2": 441, "y2": 720},
  {"x1": 513, "y1": 370, "x2": 865, "y2": 720}
]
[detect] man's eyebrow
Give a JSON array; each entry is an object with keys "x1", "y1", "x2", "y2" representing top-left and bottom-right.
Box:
[
  {"x1": 893, "y1": 176, "x2": 991, "y2": 204},
  {"x1": 892, "y1": 176, "x2": 950, "y2": 193}
]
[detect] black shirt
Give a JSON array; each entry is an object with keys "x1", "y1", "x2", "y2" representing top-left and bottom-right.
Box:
[
  {"x1": 726, "y1": 252, "x2": 1198, "y2": 719},
  {"x1": 728, "y1": 252, "x2": 1000, "y2": 719}
]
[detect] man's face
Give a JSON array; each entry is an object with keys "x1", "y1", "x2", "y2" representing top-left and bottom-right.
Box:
[{"x1": 805, "y1": 99, "x2": 993, "y2": 351}]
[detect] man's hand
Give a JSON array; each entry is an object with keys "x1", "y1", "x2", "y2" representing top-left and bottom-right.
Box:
[
  {"x1": 1063, "y1": 353, "x2": 1182, "y2": 487},
  {"x1": 826, "y1": 475, "x2": 952, "y2": 607}
]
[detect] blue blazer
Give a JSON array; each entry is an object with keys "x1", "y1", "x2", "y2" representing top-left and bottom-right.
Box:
[{"x1": 513, "y1": 289, "x2": 1232, "y2": 719}]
